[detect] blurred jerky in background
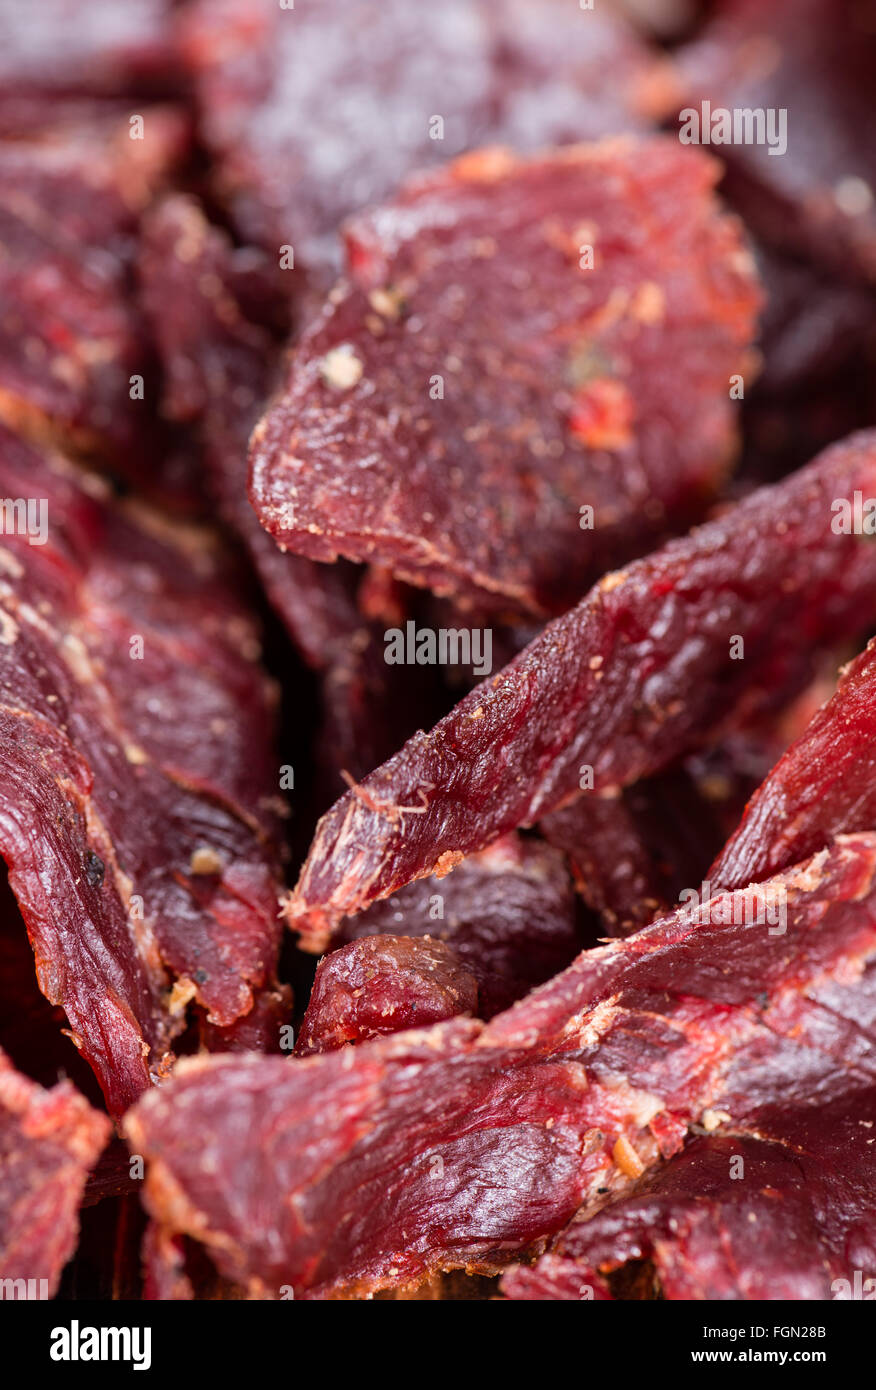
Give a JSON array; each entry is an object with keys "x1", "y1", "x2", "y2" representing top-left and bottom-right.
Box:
[
  {"x1": 180, "y1": 0, "x2": 670, "y2": 274},
  {"x1": 0, "y1": 426, "x2": 286, "y2": 1116}
]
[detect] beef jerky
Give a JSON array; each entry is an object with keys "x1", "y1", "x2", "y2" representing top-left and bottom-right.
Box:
[
  {"x1": 250, "y1": 138, "x2": 760, "y2": 618},
  {"x1": 709, "y1": 638, "x2": 876, "y2": 895},
  {"x1": 287, "y1": 432, "x2": 876, "y2": 943},
  {"x1": 502, "y1": 1088, "x2": 876, "y2": 1301},
  {"x1": 0, "y1": 0, "x2": 179, "y2": 121},
  {"x1": 180, "y1": 0, "x2": 668, "y2": 269},
  {"x1": 125, "y1": 833, "x2": 876, "y2": 1297},
  {"x1": 0, "y1": 106, "x2": 190, "y2": 472},
  {"x1": 295, "y1": 936, "x2": 478, "y2": 1057},
  {"x1": 330, "y1": 834, "x2": 580, "y2": 1019},
  {"x1": 199, "y1": 986, "x2": 292, "y2": 1056},
  {"x1": 0, "y1": 425, "x2": 284, "y2": 1116},
  {"x1": 138, "y1": 195, "x2": 445, "y2": 789},
  {"x1": 0, "y1": 1049, "x2": 110, "y2": 1298},
  {"x1": 676, "y1": 0, "x2": 876, "y2": 284},
  {"x1": 541, "y1": 767, "x2": 726, "y2": 935}
]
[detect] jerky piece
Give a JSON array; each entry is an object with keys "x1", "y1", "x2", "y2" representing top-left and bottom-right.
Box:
[
  {"x1": 0, "y1": 1049, "x2": 110, "y2": 1297},
  {"x1": 295, "y1": 936, "x2": 478, "y2": 1057},
  {"x1": 0, "y1": 0, "x2": 179, "y2": 120},
  {"x1": 709, "y1": 638, "x2": 876, "y2": 894},
  {"x1": 181, "y1": 0, "x2": 667, "y2": 269},
  {"x1": 331, "y1": 834, "x2": 580, "y2": 1018},
  {"x1": 0, "y1": 426, "x2": 284, "y2": 1116},
  {"x1": 250, "y1": 138, "x2": 760, "y2": 618},
  {"x1": 675, "y1": 0, "x2": 876, "y2": 284},
  {"x1": 200, "y1": 986, "x2": 292, "y2": 1056},
  {"x1": 126, "y1": 834, "x2": 876, "y2": 1297},
  {"x1": 541, "y1": 768, "x2": 726, "y2": 935},
  {"x1": 138, "y1": 195, "x2": 445, "y2": 790},
  {"x1": 288, "y1": 432, "x2": 876, "y2": 944},
  {"x1": 503, "y1": 1089, "x2": 876, "y2": 1301},
  {"x1": 0, "y1": 106, "x2": 190, "y2": 472}
]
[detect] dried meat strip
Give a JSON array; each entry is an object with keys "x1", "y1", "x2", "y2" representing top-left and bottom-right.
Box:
[
  {"x1": 0, "y1": 425, "x2": 284, "y2": 1116},
  {"x1": 125, "y1": 833, "x2": 876, "y2": 1298},
  {"x1": 675, "y1": 0, "x2": 876, "y2": 284},
  {"x1": 0, "y1": 1048, "x2": 110, "y2": 1297},
  {"x1": 709, "y1": 637, "x2": 876, "y2": 894},
  {"x1": 180, "y1": 0, "x2": 667, "y2": 270},
  {"x1": 287, "y1": 431, "x2": 876, "y2": 945},
  {"x1": 250, "y1": 138, "x2": 760, "y2": 618},
  {"x1": 502, "y1": 1088, "x2": 876, "y2": 1300},
  {"x1": 295, "y1": 936, "x2": 478, "y2": 1056},
  {"x1": 330, "y1": 834, "x2": 580, "y2": 1018}
]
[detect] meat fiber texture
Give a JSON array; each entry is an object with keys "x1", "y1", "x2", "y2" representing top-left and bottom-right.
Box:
[
  {"x1": 295, "y1": 936, "x2": 478, "y2": 1056},
  {"x1": 0, "y1": 1049, "x2": 110, "y2": 1297},
  {"x1": 331, "y1": 833, "x2": 581, "y2": 1018},
  {"x1": 0, "y1": 102, "x2": 193, "y2": 486},
  {"x1": 502, "y1": 1089, "x2": 876, "y2": 1301},
  {"x1": 0, "y1": 425, "x2": 286, "y2": 1116},
  {"x1": 249, "y1": 138, "x2": 761, "y2": 619},
  {"x1": 287, "y1": 431, "x2": 876, "y2": 946},
  {"x1": 675, "y1": 0, "x2": 876, "y2": 285},
  {"x1": 180, "y1": 0, "x2": 670, "y2": 272},
  {"x1": 125, "y1": 832, "x2": 876, "y2": 1298}
]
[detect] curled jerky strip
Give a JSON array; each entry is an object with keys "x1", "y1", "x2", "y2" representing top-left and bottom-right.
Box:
[{"x1": 289, "y1": 432, "x2": 876, "y2": 947}]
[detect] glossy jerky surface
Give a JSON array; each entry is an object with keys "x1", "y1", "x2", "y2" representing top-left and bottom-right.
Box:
[
  {"x1": 0, "y1": 1049, "x2": 110, "y2": 1296},
  {"x1": 0, "y1": 426, "x2": 284, "y2": 1115},
  {"x1": 502, "y1": 1089, "x2": 876, "y2": 1300},
  {"x1": 295, "y1": 936, "x2": 478, "y2": 1056},
  {"x1": 709, "y1": 637, "x2": 876, "y2": 893},
  {"x1": 126, "y1": 834, "x2": 876, "y2": 1297},
  {"x1": 250, "y1": 139, "x2": 760, "y2": 617},
  {"x1": 288, "y1": 433, "x2": 876, "y2": 942},
  {"x1": 331, "y1": 834, "x2": 580, "y2": 1018}
]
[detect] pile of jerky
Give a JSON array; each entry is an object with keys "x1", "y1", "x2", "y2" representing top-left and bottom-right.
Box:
[{"x1": 2, "y1": 0, "x2": 876, "y2": 1302}]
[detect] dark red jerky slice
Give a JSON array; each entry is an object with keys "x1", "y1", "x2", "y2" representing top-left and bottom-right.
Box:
[
  {"x1": 287, "y1": 432, "x2": 876, "y2": 943},
  {"x1": 709, "y1": 638, "x2": 876, "y2": 895},
  {"x1": 541, "y1": 768, "x2": 727, "y2": 935},
  {"x1": 0, "y1": 106, "x2": 190, "y2": 471},
  {"x1": 675, "y1": 0, "x2": 876, "y2": 284},
  {"x1": 503, "y1": 1089, "x2": 876, "y2": 1301},
  {"x1": 295, "y1": 936, "x2": 478, "y2": 1057},
  {"x1": 0, "y1": 0, "x2": 180, "y2": 117},
  {"x1": 0, "y1": 428, "x2": 284, "y2": 1115},
  {"x1": 137, "y1": 196, "x2": 445, "y2": 792},
  {"x1": 250, "y1": 138, "x2": 760, "y2": 619},
  {"x1": 125, "y1": 834, "x2": 876, "y2": 1297},
  {"x1": 181, "y1": 0, "x2": 666, "y2": 269},
  {"x1": 0, "y1": 1049, "x2": 110, "y2": 1296},
  {"x1": 330, "y1": 834, "x2": 580, "y2": 1019}
]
